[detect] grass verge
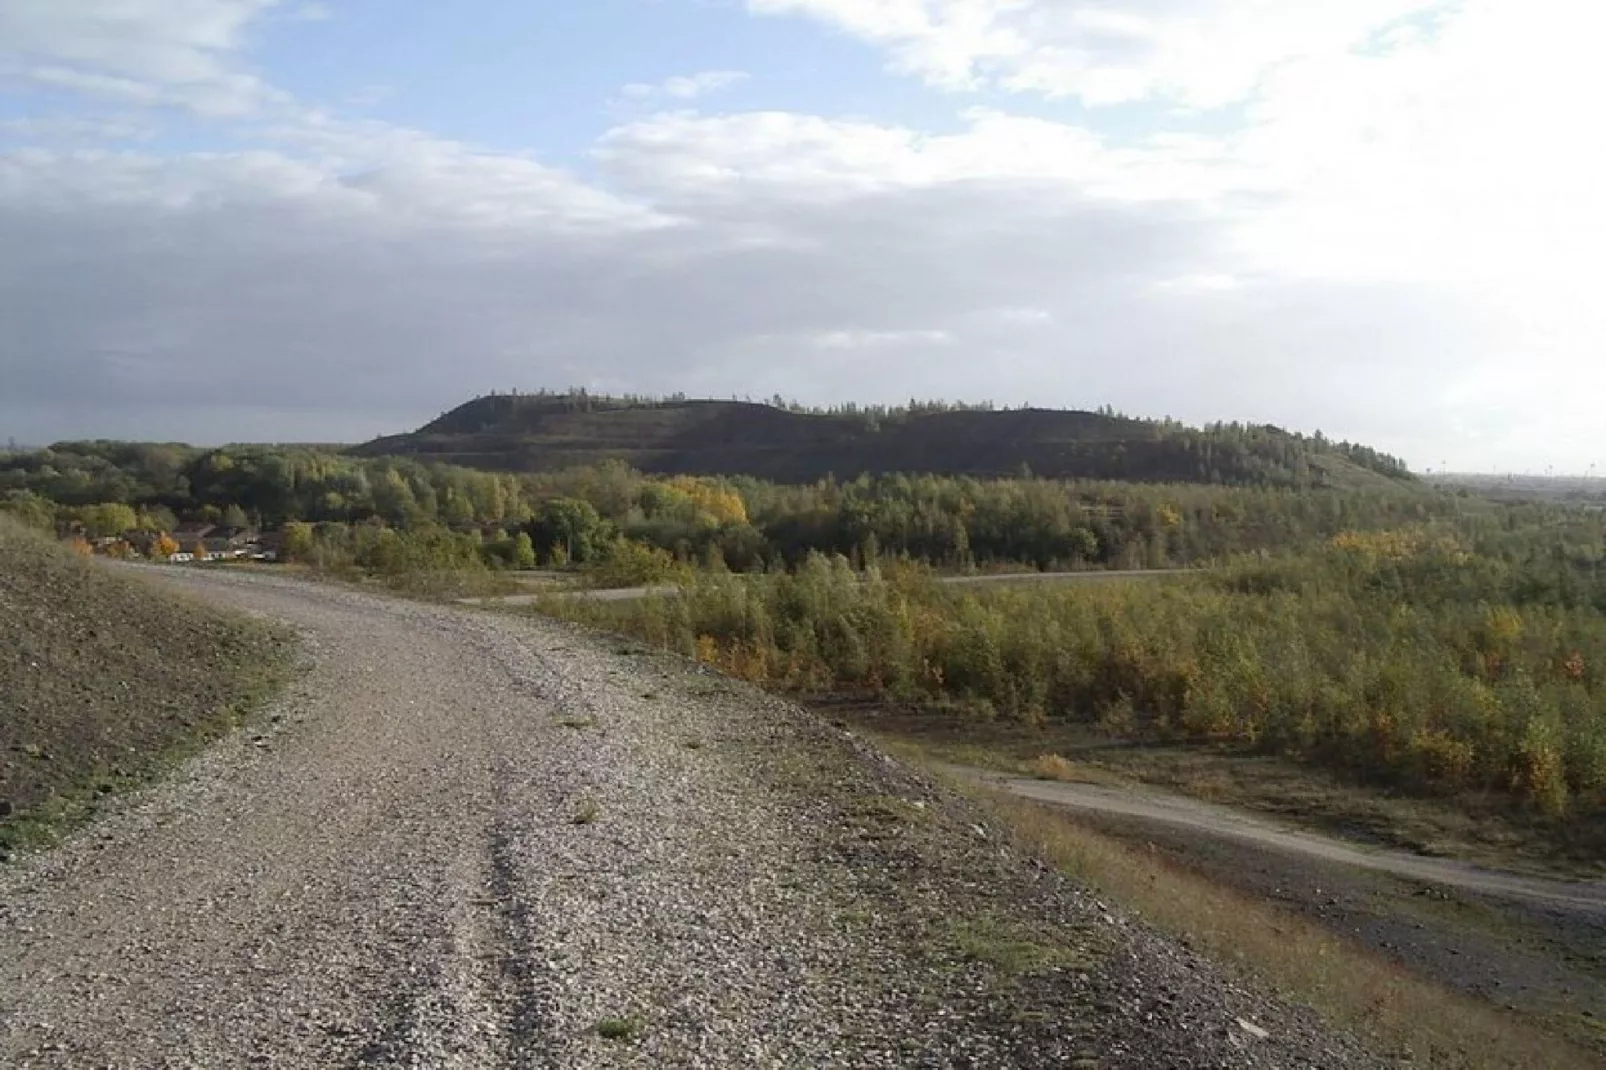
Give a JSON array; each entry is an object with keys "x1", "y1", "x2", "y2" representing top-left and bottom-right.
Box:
[
  {"x1": 849, "y1": 708, "x2": 1605, "y2": 879},
  {"x1": 930, "y1": 768, "x2": 1599, "y2": 1070},
  {"x1": 1, "y1": 517, "x2": 296, "y2": 858}
]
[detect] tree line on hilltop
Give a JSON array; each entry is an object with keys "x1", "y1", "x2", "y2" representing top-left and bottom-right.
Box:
[{"x1": 392, "y1": 390, "x2": 1415, "y2": 488}]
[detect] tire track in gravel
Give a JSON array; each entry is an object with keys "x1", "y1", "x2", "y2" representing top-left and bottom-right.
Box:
[{"x1": 2, "y1": 568, "x2": 1388, "y2": 1068}]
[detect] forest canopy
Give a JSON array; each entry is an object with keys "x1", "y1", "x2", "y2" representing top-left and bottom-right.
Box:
[{"x1": 3, "y1": 439, "x2": 1444, "y2": 574}]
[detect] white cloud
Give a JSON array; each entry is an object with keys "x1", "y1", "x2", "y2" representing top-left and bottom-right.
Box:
[
  {"x1": 621, "y1": 70, "x2": 750, "y2": 101},
  {"x1": 812, "y1": 328, "x2": 955, "y2": 348},
  {"x1": 1155, "y1": 273, "x2": 1240, "y2": 292},
  {"x1": 4, "y1": 128, "x2": 675, "y2": 235},
  {"x1": 0, "y1": 115, "x2": 157, "y2": 142},
  {"x1": 0, "y1": 0, "x2": 286, "y2": 116},
  {"x1": 972, "y1": 307, "x2": 1055, "y2": 326},
  {"x1": 594, "y1": 107, "x2": 1249, "y2": 205},
  {"x1": 748, "y1": 0, "x2": 1450, "y2": 106},
  {"x1": 1236, "y1": 0, "x2": 1606, "y2": 282},
  {"x1": 1225, "y1": 0, "x2": 1606, "y2": 447}
]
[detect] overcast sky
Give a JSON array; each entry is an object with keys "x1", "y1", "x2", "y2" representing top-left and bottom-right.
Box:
[{"x1": 1, "y1": 1, "x2": 1601, "y2": 471}]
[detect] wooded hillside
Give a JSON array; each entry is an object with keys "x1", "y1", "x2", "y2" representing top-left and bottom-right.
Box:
[{"x1": 354, "y1": 392, "x2": 1412, "y2": 490}]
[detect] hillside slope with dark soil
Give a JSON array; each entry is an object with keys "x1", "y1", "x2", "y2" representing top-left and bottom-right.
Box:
[
  {"x1": 0, "y1": 518, "x2": 291, "y2": 852},
  {"x1": 355, "y1": 394, "x2": 1409, "y2": 489}
]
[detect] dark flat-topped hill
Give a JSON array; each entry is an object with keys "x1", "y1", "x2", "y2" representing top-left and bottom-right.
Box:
[{"x1": 353, "y1": 394, "x2": 1410, "y2": 489}]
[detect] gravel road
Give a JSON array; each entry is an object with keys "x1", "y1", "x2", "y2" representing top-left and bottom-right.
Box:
[{"x1": 1, "y1": 569, "x2": 1383, "y2": 1068}]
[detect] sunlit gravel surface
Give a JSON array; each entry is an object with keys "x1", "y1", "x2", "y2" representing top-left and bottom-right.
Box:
[{"x1": 0, "y1": 569, "x2": 1384, "y2": 1068}]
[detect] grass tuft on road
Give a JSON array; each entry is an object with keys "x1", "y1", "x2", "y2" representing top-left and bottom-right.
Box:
[
  {"x1": 571, "y1": 797, "x2": 602, "y2": 825},
  {"x1": 0, "y1": 516, "x2": 294, "y2": 857},
  {"x1": 943, "y1": 913, "x2": 1101, "y2": 978}
]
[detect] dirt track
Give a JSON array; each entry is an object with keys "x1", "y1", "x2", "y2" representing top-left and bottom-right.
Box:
[
  {"x1": 946, "y1": 764, "x2": 1606, "y2": 1053},
  {"x1": 946, "y1": 766, "x2": 1606, "y2": 913},
  {"x1": 460, "y1": 569, "x2": 1182, "y2": 607},
  {"x1": 0, "y1": 568, "x2": 1378, "y2": 1068}
]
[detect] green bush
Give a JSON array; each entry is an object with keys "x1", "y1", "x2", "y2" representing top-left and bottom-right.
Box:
[
  {"x1": 548, "y1": 543, "x2": 1606, "y2": 818},
  {"x1": 585, "y1": 538, "x2": 685, "y2": 588}
]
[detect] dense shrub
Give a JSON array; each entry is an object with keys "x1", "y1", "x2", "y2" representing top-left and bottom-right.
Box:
[
  {"x1": 550, "y1": 540, "x2": 1606, "y2": 817},
  {"x1": 585, "y1": 539, "x2": 685, "y2": 588}
]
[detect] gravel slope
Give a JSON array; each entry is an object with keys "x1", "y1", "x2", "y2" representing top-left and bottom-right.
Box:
[
  {"x1": 0, "y1": 569, "x2": 1385, "y2": 1068},
  {"x1": 0, "y1": 518, "x2": 291, "y2": 837}
]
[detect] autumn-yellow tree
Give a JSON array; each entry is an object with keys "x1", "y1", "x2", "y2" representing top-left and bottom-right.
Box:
[
  {"x1": 152, "y1": 533, "x2": 180, "y2": 560},
  {"x1": 663, "y1": 476, "x2": 748, "y2": 527},
  {"x1": 280, "y1": 522, "x2": 315, "y2": 562}
]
